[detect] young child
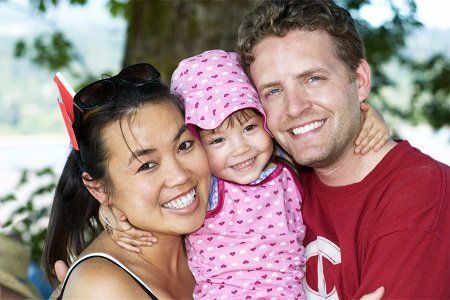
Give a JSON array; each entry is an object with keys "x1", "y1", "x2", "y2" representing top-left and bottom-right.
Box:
[
  {"x1": 112, "y1": 50, "x2": 389, "y2": 299},
  {"x1": 171, "y1": 50, "x2": 305, "y2": 299}
]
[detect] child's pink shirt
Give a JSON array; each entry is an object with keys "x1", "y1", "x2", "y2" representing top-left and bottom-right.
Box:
[{"x1": 186, "y1": 161, "x2": 306, "y2": 299}]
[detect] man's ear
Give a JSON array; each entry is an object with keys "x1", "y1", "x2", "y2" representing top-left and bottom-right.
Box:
[
  {"x1": 355, "y1": 59, "x2": 371, "y2": 103},
  {"x1": 82, "y1": 172, "x2": 108, "y2": 204}
]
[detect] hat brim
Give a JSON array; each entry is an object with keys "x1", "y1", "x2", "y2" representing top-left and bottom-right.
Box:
[{"x1": 0, "y1": 270, "x2": 41, "y2": 299}]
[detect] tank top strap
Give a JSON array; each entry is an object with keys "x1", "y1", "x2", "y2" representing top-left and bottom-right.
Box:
[{"x1": 57, "y1": 252, "x2": 158, "y2": 299}]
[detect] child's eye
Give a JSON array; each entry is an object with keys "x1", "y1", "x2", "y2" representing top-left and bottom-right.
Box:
[
  {"x1": 138, "y1": 162, "x2": 157, "y2": 172},
  {"x1": 178, "y1": 140, "x2": 194, "y2": 152},
  {"x1": 243, "y1": 124, "x2": 257, "y2": 133},
  {"x1": 210, "y1": 137, "x2": 225, "y2": 145},
  {"x1": 266, "y1": 88, "x2": 282, "y2": 97}
]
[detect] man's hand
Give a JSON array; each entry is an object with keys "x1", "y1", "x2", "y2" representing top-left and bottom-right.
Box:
[
  {"x1": 360, "y1": 287, "x2": 385, "y2": 300},
  {"x1": 49, "y1": 260, "x2": 69, "y2": 299}
]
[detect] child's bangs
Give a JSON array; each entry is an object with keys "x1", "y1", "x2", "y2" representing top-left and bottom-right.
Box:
[{"x1": 211, "y1": 109, "x2": 257, "y2": 134}]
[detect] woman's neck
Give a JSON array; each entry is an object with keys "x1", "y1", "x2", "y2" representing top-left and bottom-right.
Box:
[{"x1": 139, "y1": 234, "x2": 187, "y2": 275}]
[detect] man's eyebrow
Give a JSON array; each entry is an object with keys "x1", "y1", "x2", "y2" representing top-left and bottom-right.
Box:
[
  {"x1": 257, "y1": 68, "x2": 329, "y2": 91},
  {"x1": 296, "y1": 67, "x2": 329, "y2": 79}
]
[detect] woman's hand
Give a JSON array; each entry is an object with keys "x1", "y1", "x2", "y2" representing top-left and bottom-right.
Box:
[
  {"x1": 355, "y1": 102, "x2": 390, "y2": 155},
  {"x1": 360, "y1": 287, "x2": 385, "y2": 300}
]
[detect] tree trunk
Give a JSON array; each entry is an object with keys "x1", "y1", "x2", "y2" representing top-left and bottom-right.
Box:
[{"x1": 122, "y1": 0, "x2": 255, "y2": 82}]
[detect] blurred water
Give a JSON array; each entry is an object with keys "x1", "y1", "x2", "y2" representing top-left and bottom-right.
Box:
[
  {"x1": 0, "y1": 135, "x2": 68, "y2": 224},
  {"x1": 0, "y1": 135, "x2": 68, "y2": 192}
]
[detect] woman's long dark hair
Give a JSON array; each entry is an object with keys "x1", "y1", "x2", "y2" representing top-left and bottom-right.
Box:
[{"x1": 42, "y1": 74, "x2": 184, "y2": 285}]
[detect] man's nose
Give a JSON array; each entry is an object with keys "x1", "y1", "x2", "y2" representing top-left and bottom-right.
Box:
[{"x1": 285, "y1": 86, "x2": 311, "y2": 117}]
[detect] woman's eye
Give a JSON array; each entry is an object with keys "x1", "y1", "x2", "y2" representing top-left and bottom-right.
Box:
[
  {"x1": 138, "y1": 162, "x2": 157, "y2": 172},
  {"x1": 243, "y1": 124, "x2": 257, "y2": 133},
  {"x1": 210, "y1": 137, "x2": 225, "y2": 145},
  {"x1": 178, "y1": 140, "x2": 194, "y2": 152},
  {"x1": 266, "y1": 88, "x2": 282, "y2": 97}
]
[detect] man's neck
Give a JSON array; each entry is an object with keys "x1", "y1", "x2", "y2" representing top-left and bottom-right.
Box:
[{"x1": 314, "y1": 139, "x2": 397, "y2": 186}]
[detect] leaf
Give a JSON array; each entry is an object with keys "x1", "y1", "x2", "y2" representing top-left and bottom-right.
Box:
[
  {"x1": 0, "y1": 194, "x2": 16, "y2": 203},
  {"x1": 16, "y1": 169, "x2": 29, "y2": 188},
  {"x1": 14, "y1": 40, "x2": 27, "y2": 58},
  {"x1": 36, "y1": 167, "x2": 55, "y2": 177}
]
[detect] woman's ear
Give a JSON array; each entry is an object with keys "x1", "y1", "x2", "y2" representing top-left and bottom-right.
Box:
[{"x1": 82, "y1": 172, "x2": 108, "y2": 204}]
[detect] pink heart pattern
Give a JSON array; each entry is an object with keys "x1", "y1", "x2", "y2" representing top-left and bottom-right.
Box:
[
  {"x1": 186, "y1": 162, "x2": 306, "y2": 298},
  {"x1": 171, "y1": 49, "x2": 271, "y2": 135}
]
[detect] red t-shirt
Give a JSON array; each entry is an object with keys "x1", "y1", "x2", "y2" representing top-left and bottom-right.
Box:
[{"x1": 300, "y1": 140, "x2": 450, "y2": 299}]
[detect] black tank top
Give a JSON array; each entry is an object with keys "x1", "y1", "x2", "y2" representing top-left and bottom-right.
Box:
[{"x1": 57, "y1": 252, "x2": 158, "y2": 299}]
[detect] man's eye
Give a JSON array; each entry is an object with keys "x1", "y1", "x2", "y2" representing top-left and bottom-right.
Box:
[
  {"x1": 178, "y1": 140, "x2": 194, "y2": 152},
  {"x1": 266, "y1": 88, "x2": 282, "y2": 97},
  {"x1": 308, "y1": 76, "x2": 322, "y2": 83},
  {"x1": 138, "y1": 162, "x2": 157, "y2": 172},
  {"x1": 210, "y1": 137, "x2": 225, "y2": 145},
  {"x1": 243, "y1": 124, "x2": 257, "y2": 133}
]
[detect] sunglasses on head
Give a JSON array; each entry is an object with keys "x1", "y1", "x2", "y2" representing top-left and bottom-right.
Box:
[{"x1": 73, "y1": 63, "x2": 161, "y2": 112}]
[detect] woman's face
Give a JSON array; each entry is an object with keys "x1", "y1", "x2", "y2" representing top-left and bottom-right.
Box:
[{"x1": 103, "y1": 102, "x2": 211, "y2": 236}]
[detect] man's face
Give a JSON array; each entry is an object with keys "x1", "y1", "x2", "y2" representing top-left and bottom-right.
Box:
[{"x1": 249, "y1": 30, "x2": 370, "y2": 168}]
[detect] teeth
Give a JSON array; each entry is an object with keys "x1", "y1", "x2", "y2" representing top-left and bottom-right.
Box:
[
  {"x1": 232, "y1": 158, "x2": 255, "y2": 170},
  {"x1": 162, "y1": 189, "x2": 196, "y2": 209},
  {"x1": 292, "y1": 120, "x2": 324, "y2": 135}
]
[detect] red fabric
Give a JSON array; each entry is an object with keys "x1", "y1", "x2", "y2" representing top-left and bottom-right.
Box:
[{"x1": 300, "y1": 140, "x2": 450, "y2": 299}]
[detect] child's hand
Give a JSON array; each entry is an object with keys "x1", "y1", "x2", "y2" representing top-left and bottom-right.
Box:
[
  {"x1": 111, "y1": 214, "x2": 157, "y2": 253},
  {"x1": 355, "y1": 102, "x2": 390, "y2": 155},
  {"x1": 99, "y1": 205, "x2": 157, "y2": 252}
]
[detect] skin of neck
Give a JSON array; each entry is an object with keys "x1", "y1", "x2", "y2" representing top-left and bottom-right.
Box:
[
  {"x1": 138, "y1": 233, "x2": 187, "y2": 275},
  {"x1": 314, "y1": 138, "x2": 397, "y2": 187}
]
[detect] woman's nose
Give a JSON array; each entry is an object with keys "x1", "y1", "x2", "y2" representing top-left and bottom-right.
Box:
[{"x1": 164, "y1": 159, "x2": 190, "y2": 188}]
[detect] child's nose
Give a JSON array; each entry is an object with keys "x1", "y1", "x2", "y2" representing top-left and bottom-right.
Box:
[{"x1": 231, "y1": 139, "x2": 251, "y2": 156}]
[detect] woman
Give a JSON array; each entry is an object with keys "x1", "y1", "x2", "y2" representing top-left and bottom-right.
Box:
[{"x1": 43, "y1": 63, "x2": 211, "y2": 299}]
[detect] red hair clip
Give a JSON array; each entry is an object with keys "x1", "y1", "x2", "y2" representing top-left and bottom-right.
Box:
[{"x1": 54, "y1": 72, "x2": 79, "y2": 151}]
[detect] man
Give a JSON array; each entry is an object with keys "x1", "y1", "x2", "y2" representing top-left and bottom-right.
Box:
[{"x1": 237, "y1": 0, "x2": 450, "y2": 299}]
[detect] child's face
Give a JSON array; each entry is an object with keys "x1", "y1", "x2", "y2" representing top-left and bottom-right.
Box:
[{"x1": 200, "y1": 110, "x2": 273, "y2": 184}]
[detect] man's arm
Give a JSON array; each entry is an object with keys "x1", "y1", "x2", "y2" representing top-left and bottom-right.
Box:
[
  {"x1": 354, "y1": 162, "x2": 450, "y2": 299},
  {"x1": 354, "y1": 230, "x2": 449, "y2": 299}
]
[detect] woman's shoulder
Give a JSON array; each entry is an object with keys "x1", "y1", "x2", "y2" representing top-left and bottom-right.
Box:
[{"x1": 62, "y1": 253, "x2": 152, "y2": 299}]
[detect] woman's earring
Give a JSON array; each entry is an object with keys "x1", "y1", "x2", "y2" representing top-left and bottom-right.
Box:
[{"x1": 99, "y1": 205, "x2": 122, "y2": 235}]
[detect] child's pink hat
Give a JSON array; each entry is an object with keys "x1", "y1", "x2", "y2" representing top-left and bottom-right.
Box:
[{"x1": 171, "y1": 49, "x2": 270, "y2": 134}]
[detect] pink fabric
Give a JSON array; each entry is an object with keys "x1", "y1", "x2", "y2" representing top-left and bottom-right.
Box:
[
  {"x1": 186, "y1": 162, "x2": 306, "y2": 299},
  {"x1": 171, "y1": 49, "x2": 270, "y2": 134}
]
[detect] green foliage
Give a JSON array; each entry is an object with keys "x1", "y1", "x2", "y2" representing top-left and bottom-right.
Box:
[
  {"x1": 15, "y1": 31, "x2": 76, "y2": 71},
  {"x1": 33, "y1": 0, "x2": 87, "y2": 13},
  {"x1": 407, "y1": 54, "x2": 450, "y2": 129},
  {"x1": 1, "y1": 167, "x2": 57, "y2": 263},
  {"x1": 107, "y1": 0, "x2": 127, "y2": 17}
]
